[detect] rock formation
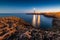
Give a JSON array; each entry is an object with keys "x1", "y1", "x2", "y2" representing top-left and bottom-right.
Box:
[
  {"x1": 0, "y1": 16, "x2": 33, "y2": 40},
  {"x1": 0, "y1": 16, "x2": 60, "y2": 40},
  {"x1": 42, "y1": 12, "x2": 60, "y2": 31}
]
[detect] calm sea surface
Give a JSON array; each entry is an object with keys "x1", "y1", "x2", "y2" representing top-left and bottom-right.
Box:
[{"x1": 0, "y1": 13, "x2": 53, "y2": 29}]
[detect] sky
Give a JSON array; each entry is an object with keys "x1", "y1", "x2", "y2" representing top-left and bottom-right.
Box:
[{"x1": 0, "y1": 0, "x2": 60, "y2": 13}]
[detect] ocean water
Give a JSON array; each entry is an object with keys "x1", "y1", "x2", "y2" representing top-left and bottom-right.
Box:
[{"x1": 0, "y1": 13, "x2": 53, "y2": 29}]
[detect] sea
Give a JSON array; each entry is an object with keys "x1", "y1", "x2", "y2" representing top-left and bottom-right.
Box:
[{"x1": 0, "y1": 13, "x2": 53, "y2": 29}]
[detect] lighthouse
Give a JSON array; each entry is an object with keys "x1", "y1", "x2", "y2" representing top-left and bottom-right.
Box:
[
  {"x1": 32, "y1": 8, "x2": 36, "y2": 27},
  {"x1": 32, "y1": 8, "x2": 40, "y2": 28}
]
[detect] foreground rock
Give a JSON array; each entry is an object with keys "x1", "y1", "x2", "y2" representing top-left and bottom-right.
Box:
[
  {"x1": 0, "y1": 16, "x2": 33, "y2": 40},
  {"x1": 0, "y1": 16, "x2": 60, "y2": 40}
]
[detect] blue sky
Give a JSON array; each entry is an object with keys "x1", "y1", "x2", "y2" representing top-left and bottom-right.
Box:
[{"x1": 0, "y1": 0, "x2": 60, "y2": 13}]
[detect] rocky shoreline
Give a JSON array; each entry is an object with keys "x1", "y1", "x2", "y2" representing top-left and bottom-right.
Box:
[
  {"x1": 0, "y1": 16, "x2": 33, "y2": 40},
  {"x1": 0, "y1": 16, "x2": 60, "y2": 40}
]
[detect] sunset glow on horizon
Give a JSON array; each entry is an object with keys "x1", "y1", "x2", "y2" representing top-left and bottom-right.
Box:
[{"x1": 0, "y1": 0, "x2": 60, "y2": 13}]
